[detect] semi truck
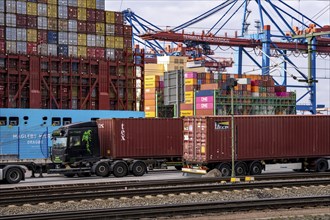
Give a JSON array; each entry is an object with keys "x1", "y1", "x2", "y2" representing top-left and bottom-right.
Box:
[
  {"x1": 50, "y1": 118, "x2": 183, "y2": 177},
  {"x1": 182, "y1": 115, "x2": 330, "y2": 176}
]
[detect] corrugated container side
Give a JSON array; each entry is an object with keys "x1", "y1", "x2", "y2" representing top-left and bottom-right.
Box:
[
  {"x1": 78, "y1": 0, "x2": 87, "y2": 8},
  {"x1": 97, "y1": 118, "x2": 183, "y2": 159},
  {"x1": 27, "y1": 15, "x2": 37, "y2": 28},
  {"x1": 0, "y1": 41, "x2": 5, "y2": 53},
  {"x1": 95, "y1": 9, "x2": 104, "y2": 22},
  {"x1": 0, "y1": 1, "x2": 4, "y2": 13},
  {"x1": 37, "y1": 3, "x2": 47, "y2": 16},
  {"x1": 77, "y1": 7, "x2": 86, "y2": 21},
  {"x1": 96, "y1": 0, "x2": 105, "y2": 10},
  {"x1": 47, "y1": 4, "x2": 58, "y2": 18},
  {"x1": 6, "y1": 13, "x2": 16, "y2": 27},
  {"x1": 68, "y1": 0, "x2": 78, "y2": 7},
  {"x1": 0, "y1": 13, "x2": 4, "y2": 26},
  {"x1": 114, "y1": 12, "x2": 123, "y2": 24},
  {"x1": 105, "y1": 48, "x2": 115, "y2": 60},
  {"x1": 68, "y1": 6, "x2": 78, "y2": 19},
  {"x1": 105, "y1": 23, "x2": 114, "y2": 35},
  {"x1": 17, "y1": 1, "x2": 27, "y2": 14},
  {"x1": 77, "y1": 21, "x2": 86, "y2": 33},
  {"x1": 47, "y1": 31, "x2": 58, "y2": 44},
  {"x1": 38, "y1": 43, "x2": 48, "y2": 55},
  {"x1": 95, "y1": 47, "x2": 104, "y2": 59},
  {"x1": 16, "y1": 28, "x2": 27, "y2": 41},
  {"x1": 27, "y1": 28, "x2": 37, "y2": 42},
  {"x1": 77, "y1": 45, "x2": 86, "y2": 57},
  {"x1": 105, "y1": 11, "x2": 115, "y2": 24},
  {"x1": 48, "y1": 18, "x2": 57, "y2": 30},
  {"x1": 184, "y1": 116, "x2": 330, "y2": 164},
  {"x1": 68, "y1": 19, "x2": 77, "y2": 32},
  {"x1": 16, "y1": 14, "x2": 27, "y2": 28},
  {"x1": 48, "y1": 0, "x2": 58, "y2": 5},
  {"x1": 87, "y1": 34, "x2": 95, "y2": 47},
  {"x1": 6, "y1": 27, "x2": 16, "y2": 40},
  {"x1": 58, "y1": 31, "x2": 68, "y2": 44},
  {"x1": 58, "y1": 0, "x2": 68, "y2": 5},
  {"x1": 68, "y1": 45, "x2": 77, "y2": 57},
  {"x1": 17, "y1": 41, "x2": 27, "y2": 54},
  {"x1": 37, "y1": 30, "x2": 47, "y2": 43},
  {"x1": 87, "y1": 8, "x2": 96, "y2": 22},
  {"x1": 27, "y1": 2, "x2": 37, "y2": 16},
  {"x1": 58, "y1": 5, "x2": 68, "y2": 19},
  {"x1": 68, "y1": 32, "x2": 78, "y2": 45},
  {"x1": 58, "y1": 19, "x2": 68, "y2": 31},
  {"x1": 96, "y1": 22, "x2": 105, "y2": 35},
  {"x1": 77, "y1": 33, "x2": 86, "y2": 46},
  {"x1": 6, "y1": 0, "x2": 17, "y2": 13},
  {"x1": 48, "y1": 43, "x2": 57, "y2": 55},
  {"x1": 37, "y1": 16, "x2": 47, "y2": 30},
  {"x1": 58, "y1": 44, "x2": 69, "y2": 56},
  {"x1": 27, "y1": 42, "x2": 37, "y2": 54},
  {"x1": 0, "y1": 26, "x2": 5, "y2": 40},
  {"x1": 86, "y1": 0, "x2": 96, "y2": 9},
  {"x1": 86, "y1": 22, "x2": 95, "y2": 33},
  {"x1": 6, "y1": 41, "x2": 16, "y2": 53},
  {"x1": 95, "y1": 35, "x2": 104, "y2": 47}
]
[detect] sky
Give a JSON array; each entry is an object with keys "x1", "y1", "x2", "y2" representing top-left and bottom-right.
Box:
[{"x1": 106, "y1": 0, "x2": 330, "y2": 113}]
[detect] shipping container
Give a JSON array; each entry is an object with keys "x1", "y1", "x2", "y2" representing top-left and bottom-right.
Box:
[
  {"x1": 17, "y1": 1, "x2": 27, "y2": 14},
  {"x1": 97, "y1": 118, "x2": 183, "y2": 159},
  {"x1": 6, "y1": 13, "x2": 16, "y2": 27},
  {"x1": 27, "y1": 15, "x2": 37, "y2": 28},
  {"x1": 68, "y1": 6, "x2": 78, "y2": 19},
  {"x1": 58, "y1": 19, "x2": 68, "y2": 31},
  {"x1": 58, "y1": 5, "x2": 68, "y2": 19},
  {"x1": 183, "y1": 115, "x2": 330, "y2": 175}
]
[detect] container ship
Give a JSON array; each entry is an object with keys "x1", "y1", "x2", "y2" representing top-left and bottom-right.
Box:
[{"x1": 0, "y1": 0, "x2": 145, "y2": 160}]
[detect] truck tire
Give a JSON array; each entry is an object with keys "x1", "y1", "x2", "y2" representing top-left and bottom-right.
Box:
[
  {"x1": 130, "y1": 161, "x2": 146, "y2": 176},
  {"x1": 112, "y1": 162, "x2": 128, "y2": 177},
  {"x1": 5, "y1": 168, "x2": 23, "y2": 184},
  {"x1": 235, "y1": 162, "x2": 247, "y2": 176},
  {"x1": 95, "y1": 162, "x2": 110, "y2": 177},
  {"x1": 315, "y1": 158, "x2": 328, "y2": 172},
  {"x1": 217, "y1": 163, "x2": 231, "y2": 177},
  {"x1": 249, "y1": 161, "x2": 262, "y2": 175}
]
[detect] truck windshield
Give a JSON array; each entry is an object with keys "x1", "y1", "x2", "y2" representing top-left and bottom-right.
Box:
[{"x1": 52, "y1": 137, "x2": 67, "y2": 149}]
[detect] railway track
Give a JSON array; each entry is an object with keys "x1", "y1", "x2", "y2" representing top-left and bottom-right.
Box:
[
  {"x1": 1, "y1": 196, "x2": 329, "y2": 220},
  {"x1": 1, "y1": 177, "x2": 330, "y2": 207}
]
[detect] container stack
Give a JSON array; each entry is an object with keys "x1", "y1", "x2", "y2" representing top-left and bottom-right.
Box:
[
  {"x1": 195, "y1": 90, "x2": 214, "y2": 116},
  {"x1": 0, "y1": 0, "x2": 144, "y2": 111},
  {"x1": 144, "y1": 75, "x2": 160, "y2": 118}
]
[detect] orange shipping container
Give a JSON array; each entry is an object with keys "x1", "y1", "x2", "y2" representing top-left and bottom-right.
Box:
[
  {"x1": 145, "y1": 100, "x2": 156, "y2": 106},
  {"x1": 200, "y1": 83, "x2": 218, "y2": 90},
  {"x1": 180, "y1": 103, "x2": 194, "y2": 110},
  {"x1": 144, "y1": 93, "x2": 156, "y2": 100},
  {"x1": 144, "y1": 105, "x2": 156, "y2": 112},
  {"x1": 145, "y1": 88, "x2": 157, "y2": 94},
  {"x1": 195, "y1": 109, "x2": 214, "y2": 116}
]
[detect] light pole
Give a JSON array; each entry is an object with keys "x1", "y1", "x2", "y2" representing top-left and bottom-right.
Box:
[{"x1": 229, "y1": 78, "x2": 237, "y2": 178}]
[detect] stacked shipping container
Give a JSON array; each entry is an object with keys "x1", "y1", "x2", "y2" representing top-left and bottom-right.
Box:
[{"x1": 0, "y1": 0, "x2": 144, "y2": 110}]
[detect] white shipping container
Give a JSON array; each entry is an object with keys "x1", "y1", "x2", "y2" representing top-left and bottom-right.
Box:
[
  {"x1": 0, "y1": 13, "x2": 4, "y2": 26},
  {"x1": 106, "y1": 24, "x2": 115, "y2": 35},
  {"x1": 6, "y1": 13, "x2": 16, "y2": 27},
  {"x1": 68, "y1": 0, "x2": 78, "y2": 7},
  {"x1": 38, "y1": 43, "x2": 48, "y2": 56},
  {"x1": 87, "y1": 34, "x2": 96, "y2": 47},
  {"x1": 16, "y1": 1, "x2": 27, "y2": 14},
  {"x1": 58, "y1": 0, "x2": 68, "y2": 6},
  {"x1": 68, "y1": 20, "x2": 77, "y2": 32},
  {"x1": 6, "y1": 0, "x2": 16, "y2": 13},
  {"x1": 68, "y1": 32, "x2": 78, "y2": 45},
  {"x1": 17, "y1": 41, "x2": 27, "y2": 54},
  {"x1": 0, "y1": 1, "x2": 4, "y2": 13},
  {"x1": 48, "y1": 44, "x2": 57, "y2": 56},
  {"x1": 6, "y1": 27, "x2": 17, "y2": 40},
  {"x1": 38, "y1": 16, "x2": 48, "y2": 30},
  {"x1": 58, "y1": 5, "x2": 67, "y2": 19},
  {"x1": 96, "y1": 0, "x2": 105, "y2": 10},
  {"x1": 6, "y1": 41, "x2": 16, "y2": 53},
  {"x1": 68, "y1": 45, "x2": 78, "y2": 57},
  {"x1": 58, "y1": 32, "x2": 68, "y2": 44},
  {"x1": 38, "y1": 3, "x2": 47, "y2": 17},
  {"x1": 96, "y1": 35, "x2": 105, "y2": 47},
  {"x1": 17, "y1": 28, "x2": 27, "y2": 41},
  {"x1": 106, "y1": 48, "x2": 115, "y2": 60}
]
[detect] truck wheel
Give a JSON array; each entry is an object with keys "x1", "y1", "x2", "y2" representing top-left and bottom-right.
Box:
[
  {"x1": 5, "y1": 168, "x2": 23, "y2": 184},
  {"x1": 249, "y1": 161, "x2": 262, "y2": 175},
  {"x1": 131, "y1": 161, "x2": 146, "y2": 176},
  {"x1": 315, "y1": 158, "x2": 328, "y2": 172},
  {"x1": 217, "y1": 163, "x2": 231, "y2": 177},
  {"x1": 235, "y1": 162, "x2": 247, "y2": 176},
  {"x1": 113, "y1": 162, "x2": 128, "y2": 177},
  {"x1": 95, "y1": 162, "x2": 110, "y2": 177}
]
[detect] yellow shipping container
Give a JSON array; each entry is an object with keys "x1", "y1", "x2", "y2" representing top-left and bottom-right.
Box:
[
  {"x1": 77, "y1": 8, "x2": 86, "y2": 21},
  {"x1": 145, "y1": 111, "x2": 156, "y2": 118},
  {"x1": 48, "y1": 4, "x2": 57, "y2": 18},
  {"x1": 27, "y1": 2, "x2": 37, "y2": 16},
  {"x1": 86, "y1": 0, "x2": 96, "y2": 9},
  {"x1": 145, "y1": 75, "x2": 160, "y2": 82},
  {"x1": 185, "y1": 97, "x2": 194, "y2": 104},
  {"x1": 106, "y1": 36, "x2": 115, "y2": 48},
  {"x1": 77, "y1": 46, "x2": 87, "y2": 58},
  {"x1": 96, "y1": 23, "x2": 105, "y2": 35},
  {"x1": 144, "y1": 81, "x2": 157, "y2": 88},
  {"x1": 106, "y1": 11, "x2": 115, "y2": 24},
  {"x1": 78, "y1": 0, "x2": 87, "y2": 8},
  {"x1": 185, "y1": 91, "x2": 194, "y2": 99},
  {"x1": 78, "y1": 34, "x2": 87, "y2": 46},
  {"x1": 185, "y1": 78, "x2": 197, "y2": 86},
  {"x1": 48, "y1": 0, "x2": 57, "y2": 4},
  {"x1": 114, "y1": 37, "x2": 123, "y2": 49},
  {"x1": 180, "y1": 110, "x2": 194, "y2": 117},
  {"x1": 27, "y1": 29, "x2": 37, "y2": 42}
]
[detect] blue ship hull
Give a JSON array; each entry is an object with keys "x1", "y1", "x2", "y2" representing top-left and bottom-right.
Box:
[{"x1": 0, "y1": 108, "x2": 144, "y2": 160}]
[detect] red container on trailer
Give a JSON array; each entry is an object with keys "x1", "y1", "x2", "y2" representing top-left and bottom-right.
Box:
[
  {"x1": 97, "y1": 118, "x2": 183, "y2": 159},
  {"x1": 183, "y1": 115, "x2": 330, "y2": 164}
]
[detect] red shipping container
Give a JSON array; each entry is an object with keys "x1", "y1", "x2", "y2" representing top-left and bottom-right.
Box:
[
  {"x1": 27, "y1": 16, "x2": 37, "y2": 28},
  {"x1": 180, "y1": 103, "x2": 194, "y2": 110},
  {"x1": 123, "y1": 25, "x2": 132, "y2": 36},
  {"x1": 0, "y1": 27, "x2": 5, "y2": 40},
  {"x1": 87, "y1": 48, "x2": 96, "y2": 57},
  {"x1": 16, "y1": 15, "x2": 27, "y2": 28},
  {"x1": 114, "y1": 12, "x2": 123, "y2": 24},
  {"x1": 87, "y1": 9, "x2": 96, "y2": 22},
  {"x1": 95, "y1": 48, "x2": 105, "y2": 59},
  {"x1": 97, "y1": 118, "x2": 183, "y2": 159},
  {"x1": 27, "y1": 43, "x2": 38, "y2": 55},
  {"x1": 0, "y1": 42, "x2": 5, "y2": 54},
  {"x1": 115, "y1": 25, "x2": 123, "y2": 36},
  {"x1": 183, "y1": 115, "x2": 330, "y2": 164},
  {"x1": 195, "y1": 109, "x2": 214, "y2": 116},
  {"x1": 38, "y1": 30, "x2": 47, "y2": 44},
  {"x1": 124, "y1": 38, "x2": 132, "y2": 49},
  {"x1": 86, "y1": 22, "x2": 96, "y2": 33},
  {"x1": 77, "y1": 21, "x2": 87, "y2": 33},
  {"x1": 95, "y1": 10, "x2": 105, "y2": 22},
  {"x1": 68, "y1": 7, "x2": 78, "y2": 19}
]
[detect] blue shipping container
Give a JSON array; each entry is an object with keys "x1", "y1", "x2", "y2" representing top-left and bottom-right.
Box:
[
  {"x1": 58, "y1": 44, "x2": 68, "y2": 56},
  {"x1": 196, "y1": 90, "x2": 214, "y2": 97},
  {"x1": 48, "y1": 31, "x2": 58, "y2": 44}
]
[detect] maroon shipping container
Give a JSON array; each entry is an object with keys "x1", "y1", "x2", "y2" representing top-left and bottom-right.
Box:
[
  {"x1": 123, "y1": 25, "x2": 132, "y2": 36},
  {"x1": 183, "y1": 115, "x2": 330, "y2": 163},
  {"x1": 77, "y1": 21, "x2": 87, "y2": 33},
  {"x1": 27, "y1": 16, "x2": 37, "y2": 28},
  {"x1": 87, "y1": 9, "x2": 96, "y2": 22},
  {"x1": 115, "y1": 25, "x2": 123, "y2": 36},
  {"x1": 16, "y1": 15, "x2": 27, "y2": 28},
  {"x1": 86, "y1": 22, "x2": 96, "y2": 33},
  {"x1": 0, "y1": 27, "x2": 4, "y2": 40},
  {"x1": 68, "y1": 7, "x2": 78, "y2": 19},
  {"x1": 95, "y1": 48, "x2": 105, "y2": 59},
  {"x1": 114, "y1": 12, "x2": 123, "y2": 24},
  {"x1": 87, "y1": 47, "x2": 96, "y2": 57},
  {"x1": 97, "y1": 118, "x2": 183, "y2": 159},
  {"x1": 95, "y1": 10, "x2": 105, "y2": 22},
  {"x1": 38, "y1": 30, "x2": 47, "y2": 44},
  {"x1": 27, "y1": 43, "x2": 37, "y2": 55},
  {"x1": 0, "y1": 41, "x2": 5, "y2": 54}
]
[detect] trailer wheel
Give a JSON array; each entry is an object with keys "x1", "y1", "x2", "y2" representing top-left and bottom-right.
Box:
[
  {"x1": 130, "y1": 161, "x2": 146, "y2": 176},
  {"x1": 5, "y1": 168, "x2": 23, "y2": 184},
  {"x1": 217, "y1": 163, "x2": 231, "y2": 177},
  {"x1": 315, "y1": 158, "x2": 328, "y2": 172},
  {"x1": 249, "y1": 161, "x2": 262, "y2": 175},
  {"x1": 95, "y1": 162, "x2": 110, "y2": 177},
  {"x1": 235, "y1": 162, "x2": 247, "y2": 176},
  {"x1": 112, "y1": 162, "x2": 128, "y2": 177}
]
